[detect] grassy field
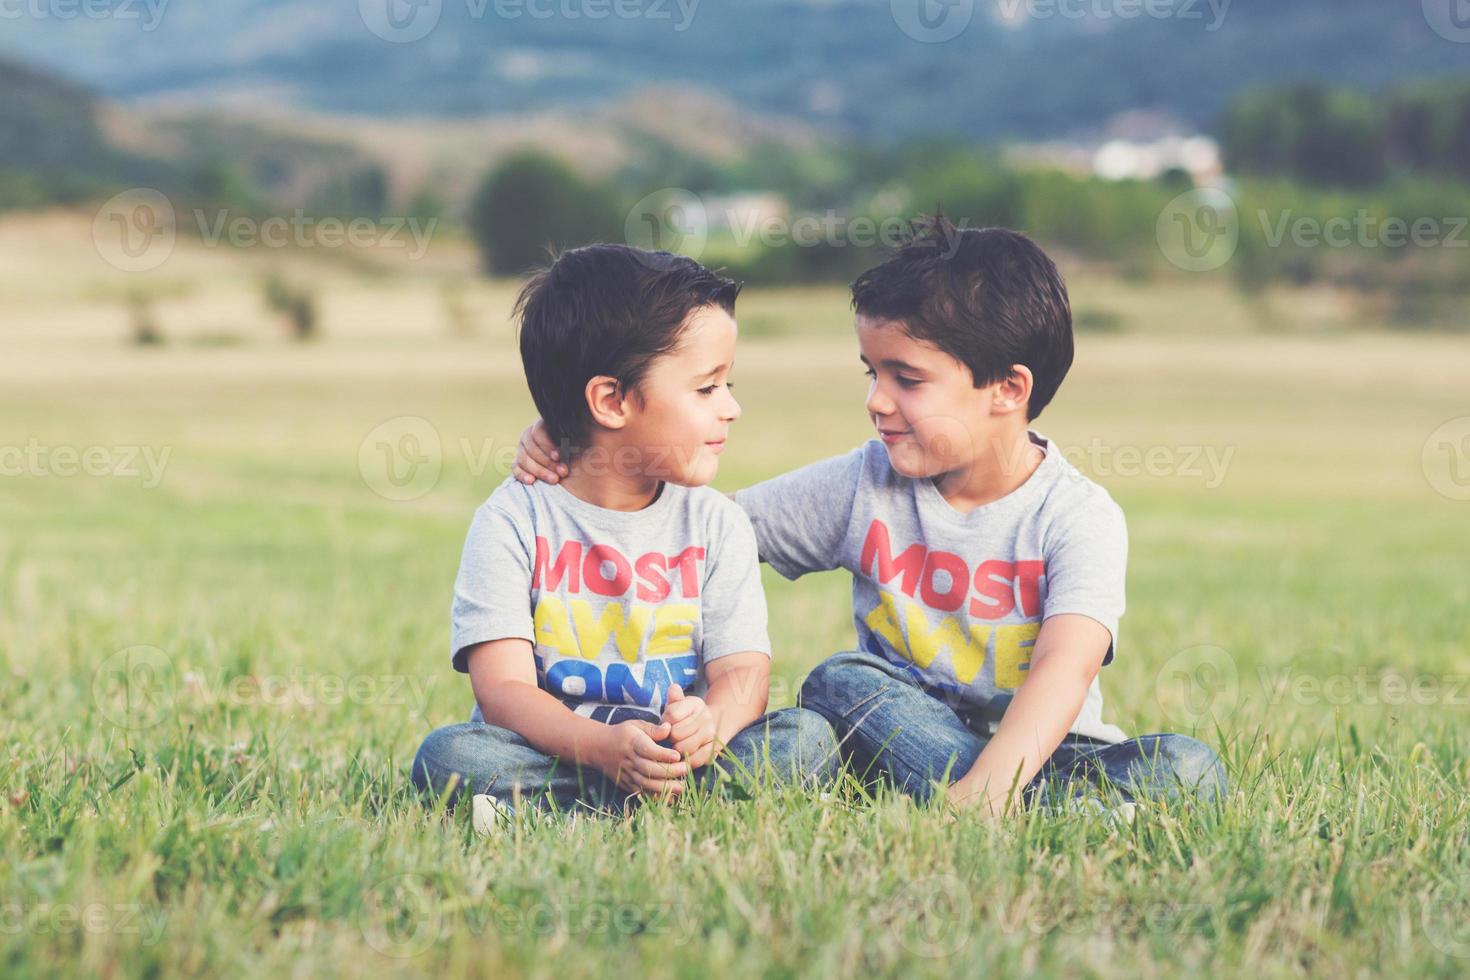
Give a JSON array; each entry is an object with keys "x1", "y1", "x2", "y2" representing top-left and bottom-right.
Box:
[{"x1": 2, "y1": 214, "x2": 1469, "y2": 978}]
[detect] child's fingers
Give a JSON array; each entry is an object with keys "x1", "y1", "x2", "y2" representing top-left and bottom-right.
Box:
[
  {"x1": 633, "y1": 773, "x2": 684, "y2": 797},
  {"x1": 517, "y1": 429, "x2": 562, "y2": 482},
  {"x1": 671, "y1": 732, "x2": 713, "y2": 757},
  {"x1": 668, "y1": 715, "x2": 707, "y2": 743},
  {"x1": 630, "y1": 725, "x2": 681, "y2": 763},
  {"x1": 530, "y1": 419, "x2": 560, "y2": 457},
  {"x1": 632, "y1": 755, "x2": 690, "y2": 780},
  {"x1": 662, "y1": 699, "x2": 698, "y2": 725}
]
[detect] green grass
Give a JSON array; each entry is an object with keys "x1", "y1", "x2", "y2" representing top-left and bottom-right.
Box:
[{"x1": 2, "y1": 267, "x2": 1470, "y2": 978}]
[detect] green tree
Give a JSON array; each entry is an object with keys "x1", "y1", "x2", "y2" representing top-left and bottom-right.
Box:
[{"x1": 469, "y1": 151, "x2": 623, "y2": 276}]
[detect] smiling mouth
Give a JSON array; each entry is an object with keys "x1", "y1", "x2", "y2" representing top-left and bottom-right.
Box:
[{"x1": 878, "y1": 429, "x2": 912, "y2": 442}]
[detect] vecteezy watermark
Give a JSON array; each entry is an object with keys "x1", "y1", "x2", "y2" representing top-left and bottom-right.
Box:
[
  {"x1": 988, "y1": 900, "x2": 1214, "y2": 938},
  {"x1": 358, "y1": 0, "x2": 699, "y2": 44},
  {"x1": 992, "y1": 0, "x2": 1230, "y2": 30},
  {"x1": 883, "y1": 874, "x2": 972, "y2": 958},
  {"x1": 625, "y1": 190, "x2": 963, "y2": 264},
  {"x1": 195, "y1": 210, "x2": 437, "y2": 260},
  {"x1": 1422, "y1": 887, "x2": 1470, "y2": 958},
  {"x1": 893, "y1": 0, "x2": 1228, "y2": 43},
  {"x1": 1256, "y1": 210, "x2": 1468, "y2": 251},
  {"x1": 1154, "y1": 644, "x2": 1240, "y2": 727},
  {"x1": 92, "y1": 645, "x2": 178, "y2": 730},
  {"x1": 92, "y1": 192, "x2": 439, "y2": 269},
  {"x1": 1423, "y1": 416, "x2": 1470, "y2": 502},
  {"x1": 0, "y1": 440, "x2": 171, "y2": 488},
  {"x1": 358, "y1": 416, "x2": 445, "y2": 502},
  {"x1": 0, "y1": 901, "x2": 170, "y2": 945},
  {"x1": 890, "y1": 0, "x2": 975, "y2": 43},
  {"x1": 1160, "y1": 189, "x2": 1468, "y2": 273},
  {"x1": 1156, "y1": 187, "x2": 1239, "y2": 273},
  {"x1": 1155, "y1": 646, "x2": 1470, "y2": 728},
  {"x1": 1423, "y1": 0, "x2": 1470, "y2": 43},
  {"x1": 93, "y1": 646, "x2": 437, "y2": 728},
  {"x1": 359, "y1": 873, "x2": 443, "y2": 958},
  {"x1": 179, "y1": 670, "x2": 436, "y2": 712},
  {"x1": 358, "y1": 873, "x2": 697, "y2": 959},
  {"x1": 0, "y1": 0, "x2": 169, "y2": 30},
  {"x1": 358, "y1": 417, "x2": 742, "y2": 502},
  {"x1": 1052, "y1": 438, "x2": 1234, "y2": 489},
  {"x1": 93, "y1": 189, "x2": 177, "y2": 273},
  {"x1": 1257, "y1": 666, "x2": 1470, "y2": 709}
]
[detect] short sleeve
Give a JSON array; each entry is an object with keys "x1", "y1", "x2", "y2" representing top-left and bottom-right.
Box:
[
  {"x1": 733, "y1": 447, "x2": 864, "y2": 580},
  {"x1": 450, "y1": 499, "x2": 535, "y2": 673},
  {"x1": 1041, "y1": 493, "x2": 1128, "y2": 665},
  {"x1": 698, "y1": 505, "x2": 773, "y2": 662}
]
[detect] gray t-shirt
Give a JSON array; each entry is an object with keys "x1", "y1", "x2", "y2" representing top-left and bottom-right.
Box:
[
  {"x1": 735, "y1": 432, "x2": 1127, "y2": 743},
  {"x1": 451, "y1": 478, "x2": 772, "y2": 725}
]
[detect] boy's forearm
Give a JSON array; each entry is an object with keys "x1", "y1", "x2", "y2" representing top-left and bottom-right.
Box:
[
  {"x1": 479, "y1": 681, "x2": 612, "y2": 770},
  {"x1": 704, "y1": 664, "x2": 770, "y2": 746},
  {"x1": 951, "y1": 648, "x2": 1096, "y2": 812}
]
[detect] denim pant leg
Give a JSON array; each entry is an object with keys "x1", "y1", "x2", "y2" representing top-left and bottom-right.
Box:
[
  {"x1": 701, "y1": 706, "x2": 841, "y2": 789},
  {"x1": 410, "y1": 722, "x2": 629, "y2": 814},
  {"x1": 1031, "y1": 733, "x2": 1228, "y2": 805},
  {"x1": 800, "y1": 650, "x2": 985, "y2": 803}
]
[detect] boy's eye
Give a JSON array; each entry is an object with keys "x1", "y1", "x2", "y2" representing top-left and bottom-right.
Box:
[
  {"x1": 897, "y1": 376, "x2": 922, "y2": 388},
  {"x1": 862, "y1": 367, "x2": 876, "y2": 379},
  {"x1": 698, "y1": 380, "x2": 734, "y2": 396}
]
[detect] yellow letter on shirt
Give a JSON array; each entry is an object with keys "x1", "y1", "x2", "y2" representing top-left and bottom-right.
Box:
[
  {"x1": 993, "y1": 622, "x2": 1040, "y2": 689},
  {"x1": 646, "y1": 604, "x2": 698, "y2": 656},
  {"x1": 532, "y1": 595, "x2": 578, "y2": 657}
]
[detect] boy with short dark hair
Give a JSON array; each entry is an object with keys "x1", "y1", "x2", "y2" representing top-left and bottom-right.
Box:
[
  {"x1": 412, "y1": 245, "x2": 837, "y2": 822},
  {"x1": 514, "y1": 219, "x2": 1226, "y2": 817}
]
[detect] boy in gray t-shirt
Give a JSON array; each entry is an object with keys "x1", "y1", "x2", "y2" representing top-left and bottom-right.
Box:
[
  {"x1": 515, "y1": 220, "x2": 1225, "y2": 817},
  {"x1": 411, "y1": 246, "x2": 837, "y2": 821}
]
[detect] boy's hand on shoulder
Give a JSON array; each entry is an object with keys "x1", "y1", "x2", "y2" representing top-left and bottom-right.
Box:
[
  {"x1": 511, "y1": 418, "x2": 568, "y2": 485},
  {"x1": 596, "y1": 719, "x2": 689, "y2": 800},
  {"x1": 662, "y1": 685, "x2": 719, "y2": 769}
]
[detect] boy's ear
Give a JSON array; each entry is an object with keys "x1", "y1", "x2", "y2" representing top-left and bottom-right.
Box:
[
  {"x1": 992, "y1": 364, "x2": 1033, "y2": 416},
  {"x1": 585, "y1": 375, "x2": 632, "y2": 430}
]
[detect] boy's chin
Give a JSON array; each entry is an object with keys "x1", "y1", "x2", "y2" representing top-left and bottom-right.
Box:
[
  {"x1": 661, "y1": 458, "x2": 720, "y2": 488},
  {"x1": 882, "y1": 442, "x2": 942, "y2": 479}
]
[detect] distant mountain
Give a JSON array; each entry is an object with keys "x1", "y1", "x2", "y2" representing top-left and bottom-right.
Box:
[{"x1": 2, "y1": 0, "x2": 1467, "y2": 141}]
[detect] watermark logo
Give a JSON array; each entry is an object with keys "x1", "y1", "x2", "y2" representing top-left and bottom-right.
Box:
[
  {"x1": 359, "y1": 873, "x2": 443, "y2": 958},
  {"x1": 625, "y1": 189, "x2": 710, "y2": 262},
  {"x1": 93, "y1": 189, "x2": 176, "y2": 273},
  {"x1": 892, "y1": 0, "x2": 974, "y2": 42},
  {"x1": 888, "y1": 874, "x2": 972, "y2": 957},
  {"x1": 1157, "y1": 187, "x2": 1238, "y2": 272},
  {"x1": 359, "y1": 0, "x2": 442, "y2": 42},
  {"x1": 1424, "y1": 0, "x2": 1470, "y2": 43},
  {"x1": 92, "y1": 645, "x2": 177, "y2": 730},
  {"x1": 0, "y1": 0, "x2": 170, "y2": 30},
  {"x1": 0, "y1": 440, "x2": 171, "y2": 488},
  {"x1": 993, "y1": 0, "x2": 1230, "y2": 30},
  {"x1": 359, "y1": 416, "x2": 444, "y2": 502},
  {"x1": 1154, "y1": 644, "x2": 1239, "y2": 727},
  {"x1": 1422, "y1": 416, "x2": 1470, "y2": 501}
]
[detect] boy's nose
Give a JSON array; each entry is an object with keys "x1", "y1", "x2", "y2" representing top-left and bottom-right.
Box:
[
  {"x1": 722, "y1": 390, "x2": 742, "y2": 421},
  {"x1": 866, "y1": 384, "x2": 895, "y2": 417}
]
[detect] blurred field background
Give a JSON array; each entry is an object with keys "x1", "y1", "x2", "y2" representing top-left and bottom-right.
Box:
[{"x1": 3, "y1": 2, "x2": 1470, "y2": 978}]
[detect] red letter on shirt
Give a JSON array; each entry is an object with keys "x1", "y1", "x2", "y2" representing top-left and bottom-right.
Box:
[
  {"x1": 859, "y1": 519, "x2": 926, "y2": 598},
  {"x1": 533, "y1": 537, "x2": 582, "y2": 592}
]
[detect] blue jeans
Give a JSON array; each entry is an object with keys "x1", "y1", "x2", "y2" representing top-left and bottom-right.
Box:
[
  {"x1": 411, "y1": 706, "x2": 839, "y2": 814},
  {"x1": 800, "y1": 650, "x2": 1226, "y2": 806}
]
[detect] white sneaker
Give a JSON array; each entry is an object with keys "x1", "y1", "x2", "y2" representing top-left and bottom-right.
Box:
[{"x1": 471, "y1": 794, "x2": 514, "y2": 836}]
